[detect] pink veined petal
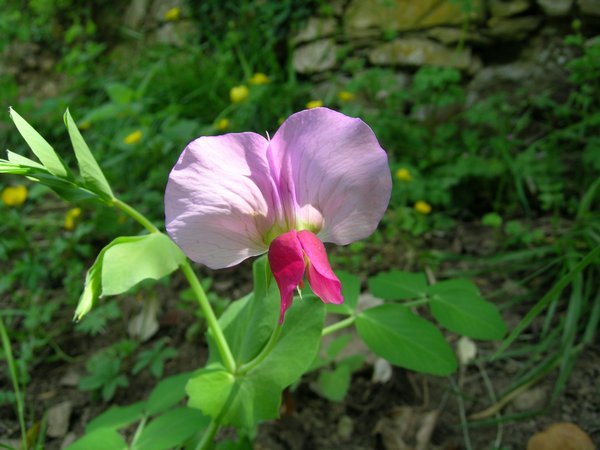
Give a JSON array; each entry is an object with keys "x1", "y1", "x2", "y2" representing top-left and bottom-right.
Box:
[
  {"x1": 297, "y1": 230, "x2": 343, "y2": 305},
  {"x1": 269, "y1": 107, "x2": 392, "y2": 245},
  {"x1": 268, "y1": 231, "x2": 306, "y2": 324},
  {"x1": 165, "y1": 133, "x2": 279, "y2": 269}
]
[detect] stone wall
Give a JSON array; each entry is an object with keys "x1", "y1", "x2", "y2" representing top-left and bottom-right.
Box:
[{"x1": 291, "y1": 0, "x2": 599, "y2": 95}]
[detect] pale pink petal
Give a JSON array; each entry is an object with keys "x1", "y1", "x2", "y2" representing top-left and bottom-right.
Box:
[
  {"x1": 268, "y1": 231, "x2": 306, "y2": 323},
  {"x1": 165, "y1": 133, "x2": 278, "y2": 269},
  {"x1": 269, "y1": 107, "x2": 391, "y2": 245},
  {"x1": 297, "y1": 230, "x2": 343, "y2": 305}
]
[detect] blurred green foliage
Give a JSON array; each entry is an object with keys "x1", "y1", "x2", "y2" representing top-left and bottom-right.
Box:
[{"x1": 0, "y1": 1, "x2": 599, "y2": 445}]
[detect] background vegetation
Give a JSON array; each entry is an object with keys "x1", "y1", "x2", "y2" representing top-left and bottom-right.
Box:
[{"x1": 1, "y1": 0, "x2": 598, "y2": 448}]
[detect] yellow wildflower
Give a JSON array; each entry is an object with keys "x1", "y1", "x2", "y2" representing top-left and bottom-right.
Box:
[
  {"x1": 215, "y1": 118, "x2": 230, "y2": 131},
  {"x1": 395, "y1": 168, "x2": 412, "y2": 182},
  {"x1": 249, "y1": 73, "x2": 271, "y2": 85},
  {"x1": 230, "y1": 85, "x2": 249, "y2": 103},
  {"x1": 78, "y1": 121, "x2": 91, "y2": 130},
  {"x1": 124, "y1": 130, "x2": 142, "y2": 145},
  {"x1": 64, "y1": 207, "x2": 82, "y2": 230},
  {"x1": 414, "y1": 201, "x2": 432, "y2": 215},
  {"x1": 337, "y1": 91, "x2": 355, "y2": 102},
  {"x1": 306, "y1": 100, "x2": 323, "y2": 109},
  {"x1": 164, "y1": 7, "x2": 181, "y2": 21},
  {"x1": 1, "y1": 185, "x2": 27, "y2": 207}
]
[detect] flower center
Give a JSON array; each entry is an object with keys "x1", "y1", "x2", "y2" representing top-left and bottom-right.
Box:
[{"x1": 263, "y1": 203, "x2": 324, "y2": 246}]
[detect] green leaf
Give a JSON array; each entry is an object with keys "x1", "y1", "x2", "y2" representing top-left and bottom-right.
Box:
[
  {"x1": 101, "y1": 234, "x2": 185, "y2": 296},
  {"x1": 9, "y1": 107, "x2": 68, "y2": 177},
  {"x1": 64, "y1": 428, "x2": 127, "y2": 450},
  {"x1": 356, "y1": 304, "x2": 457, "y2": 376},
  {"x1": 427, "y1": 279, "x2": 480, "y2": 296},
  {"x1": 64, "y1": 109, "x2": 114, "y2": 199},
  {"x1": 326, "y1": 271, "x2": 360, "y2": 315},
  {"x1": 429, "y1": 290, "x2": 507, "y2": 340},
  {"x1": 105, "y1": 83, "x2": 135, "y2": 105},
  {"x1": 146, "y1": 372, "x2": 192, "y2": 416},
  {"x1": 86, "y1": 402, "x2": 146, "y2": 432},
  {"x1": 74, "y1": 234, "x2": 184, "y2": 320},
  {"x1": 6, "y1": 150, "x2": 47, "y2": 170},
  {"x1": 74, "y1": 247, "x2": 104, "y2": 321},
  {"x1": 325, "y1": 334, "x2": 353, "y2": 360},
  {"x1": 209, "y1": 257, "x2": 279, "y2": 366},
  {"x1": 133, "y1": 407, "x2": 209, "y2": 450},
  {"x1": 316, "y1": 365, "x2": 351, "y2": 402},
  {"x1": 188, "y1": 299, "x2": 324, "y2": 431},
  {"x1": 368, "y1": 270, "x2": 428, "y2": 300}
]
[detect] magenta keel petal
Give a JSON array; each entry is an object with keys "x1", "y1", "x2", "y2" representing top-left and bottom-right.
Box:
[
  {"x1": 268, "y1": 231, "x2": 306, "y2": 323},
  {"x1": 297, "y1": 230, "x2": 343, "y2": 305}
]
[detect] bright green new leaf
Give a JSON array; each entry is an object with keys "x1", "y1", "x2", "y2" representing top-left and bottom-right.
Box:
[
  {"x1": 326, "y1": 271, "x2": 360, "y2": 315},
  {"x1": 133, "y1": 407, "x2": 209, "y2": 450},
  {"x1": 64, "y1": 109, "x2": 114, "y2": 199},
  {"x1": 356, "y1": 304, "x2": 457, "y2": 376},
  {"x1": 86, "y1": 402, "x2": 146, "y2": 433},
  {"x1": 74, "y1": 251, "x2": 104, "y2": 321},
  {"x1": 64, "y1": 428, "x2": 127, "y2": 450},
  {"x1": 368, "y1": 270, "x2": 428, "y2": 300},
  {"x1": 74, "y1": 233, "x2": 184, "y2": 321},
  {"x1": 146, "y1": 371, "x2": 192, "y2": 415},
  {"x1": 9, "y1": 107, "x2": 68, "y2": 177},
  {"x1": 429, "y1": 290, "x2": 507, "y2": 340},
  {"x1": 101, "y1": 233, "x2": 185, "y2": 296},
  {"x1": 6, "y1": 150, "x2": 47, "y2": 170}
]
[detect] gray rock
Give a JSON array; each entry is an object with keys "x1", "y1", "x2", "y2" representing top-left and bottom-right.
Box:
[
  {"x1": 368, "y1": 38, "x2": 480, "y2": 72},
  {"x1": 123, "y1": 0, "x2": 150, "y2": 29},
  {"x1": 59, "y1": 370, "x2": 80, "y2": 387},
  {"x1": 513, "y1": 387, "x2": 547, "y2": 411},
  {"x1": 344, "y1": 0, "x2": 484, "y2": 39},
  {"x1": 293, "y1": 39, "x2": 337, "y2": 74},
  {"x1": 427, "y1": 27, "x2": 492, "y2": 45},
  {"x1": 578, "y1": 0, "x2": 600, "y2": 15},
  {"x1": 485, "y1": 16, "x2": 542, "y2": 40},
  {"x1": 293, "y1": 17, "x2": 337, "y2": 45},
  {"x1": 47, "y1": 401, "x2": 73, "y2": 438},
  {"x1": 467, "y1": 62, "x2": 548, "y2": 104},
  {"x1": 489, "y1": 0, "x2": 531, "y2": 17},
  {"x1": 537, "y1": 0, "x2": 573, "y2": 15}
]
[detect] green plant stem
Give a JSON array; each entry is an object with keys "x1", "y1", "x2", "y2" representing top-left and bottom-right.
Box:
[
  {"x1": 401, "y1": 298, "x2": 430, "y2": 308},
  {"x1": 130, "y1": 414, "x2": 148, "y2": 448},
  {"x1": 112, "y1": 198, "x2": 160, "y2": 234},
  {"x1": 322, "y1": 316, "x2": 355, "y2": 336},
  {"x1": 0, "y1": 317, "x2": 27, "y2": 450},
  {"x1": 180, "y1": 260, "x2": 236, "y2": 374},
  {"x1": 237, "y1": 324, "x2": 283, "y2": 376},
  {"x1": 196, "y1": 419, "x2": 220, "y2": 450},
  {"x1": 110, "y1": 198, "x2": 236, "y2": 374}
]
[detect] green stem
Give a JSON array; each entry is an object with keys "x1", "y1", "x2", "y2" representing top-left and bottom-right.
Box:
[
  {"x1": 112, "y1": 198, "x2": 160, "y2": 234},
  {"x1": 401, "y1": 298, "x2": 430, "y2": 308},
  {"x1": 129, "y1": 414, "x2": 148, "y2": 448},
  {"x1": 180, "y1": 260, "x2": 236, "y2": 374},
  {"x1": 322, "y1": 316, "x2": 356, "y2": 336},
  {"x1": 0, "y1": 318, "x2": 27, "y2": 450},
  {"x1": 237, "y1": 324, "x2": 283, "y2": 376},
  {"x1": 195, "y1": 419, "x2": 220, "y2": 450},
  {"x1": 111, "y1": 198, "x2": 236, "y2": 374}
]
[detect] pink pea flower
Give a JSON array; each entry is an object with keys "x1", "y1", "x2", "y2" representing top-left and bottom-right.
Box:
[{"x1": 165, "y1": 108, "x2": 391, "y2": 323}]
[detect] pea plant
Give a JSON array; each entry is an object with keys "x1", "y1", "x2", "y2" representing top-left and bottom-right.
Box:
[{"x1": 1, "y1": 107, "x2": 506, "y2": 449}]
